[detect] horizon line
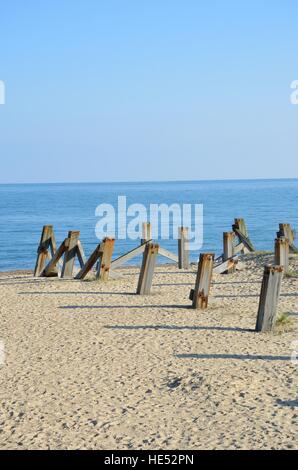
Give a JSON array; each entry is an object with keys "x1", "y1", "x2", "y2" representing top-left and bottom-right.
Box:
[{"x1": 0, "y1": 177, "x2": 298, "y2": 186}]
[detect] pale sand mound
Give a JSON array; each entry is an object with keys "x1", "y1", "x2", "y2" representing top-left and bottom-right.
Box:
[{"x1": 0, "y1": 254, "x2": 297, "y2": 450}]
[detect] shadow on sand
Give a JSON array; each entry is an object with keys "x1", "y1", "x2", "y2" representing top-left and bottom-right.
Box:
[
  {"x1": 175, "y1": 353, "x2": 290, "y2": 361},
  {"x1": 105, "y1": 324, "x2": 253, "y2": 333}
]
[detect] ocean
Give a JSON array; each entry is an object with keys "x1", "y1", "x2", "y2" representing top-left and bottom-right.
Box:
[{"x1": 0, "y1": 179, "x2": 297, "y2": 271}]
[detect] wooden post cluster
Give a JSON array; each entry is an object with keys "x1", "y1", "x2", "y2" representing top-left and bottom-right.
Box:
[
  {"x1": 274, "y1": 237, "x2": 289, "y2": 274},
  {"x1": 178, "y1": 227, "x2": 189, "y2": 269},
  {"x1": 41, "y1": 230, "x2": 86, "y2": 279},
  {"x1": 255, "y1": 265, "x2": 284, "y2": 332},
  {"x1": 189, "y1": 253, "x2": 214, "y2": 309},
  {"x1": 35, "y1": 225, "x2": 115, "y2": 281},
  {"x1": 137, "y1": 242, "x2": 159, "y2": 294}
]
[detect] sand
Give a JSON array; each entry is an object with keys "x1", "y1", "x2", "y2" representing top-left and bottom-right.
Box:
[{"x1": 0, "y1": 253, "x2": 297, "y2": 450}]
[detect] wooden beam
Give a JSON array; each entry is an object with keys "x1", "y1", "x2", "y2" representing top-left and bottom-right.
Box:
[
  {"x1": 76, "y1": 240, "x2": 86, "y2": 269},
  {"x1": 255, "y1": 265, "x2": 284, "y2": 332},
  {"x1": 178, "y1": 227, "x2": 189, "y2": 269},
  {"x1": 61, "y1": 231, "x2": 80, "y2": 279},
  {"x1": 96, "y1": 237, "x2": 115, "y2": 280},
  {"x1": 275, "y1": 237, "x2": 289, "y2": 274},
  {"x1": 42, "y1": 238, "x2": 68, "y2": 277},
  {"x1": 137, "y1": 243, "x2": 159, "y2": 295},
  {"x1": 111, "y1": 241, "x2": 151, "y2": 269},
  {"x1": 75, "y1": 244, "x2": 102, "y2": 280},
  {"x1": 232, "y1": 218, "x2": 255, "y2": 252},
  {"x1": 158, "y1": 246, "x2": 179, "y2": 263},
  {"x1": 34, "y1": 225, "x2": 58, "y2": 277},
  {"x1": 190, "y1": 253, "x2": 214, "y2": 309},
  {"x1": 233, "y1": 242, "x2": 245, "y2": 255},
  {"x1": 213, "y1": 256, "x2": 238, "y2": 275},
  {"x1": 233, "y1": 228, "x2": 255, "y2": 253}
]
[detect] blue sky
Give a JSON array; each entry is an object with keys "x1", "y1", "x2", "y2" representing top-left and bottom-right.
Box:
[{"x1": 0, "y1": 0, "x2": 297, "y2": 183}]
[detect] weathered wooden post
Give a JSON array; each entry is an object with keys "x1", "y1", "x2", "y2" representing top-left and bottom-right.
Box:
[
  {"x1": 34, "y1": 225, "x2": 58, "y2": 277},
  {"x1": 277, "y1": 223, "x2": 298, "y2": 253},
  {"x1": 96, "y1": 237, "x2": 115, "y2": 280},
  {"x1": 223, "y1": 232, "x2": 235, "y2": 274},
  {"x1": 61, "y1": 231, "x2": 80, "y2": 278},
  {"x1": 189, "y1": 253, "x2": 214, "y2": 309},
  {"x1": 178, "y1": 227, "x2": 189, "y2": 269},
  {"x1": 137, "y1": 242, "x2": 159, "y2": 294},
  {"x1": 232, "y1": 218, "x2": 255, "y2": 253},
  {"x1": 275, "y1": 237, "x2": 289, "y2": 274},
  {"x1": 141, "y1": 222, "x2": 152, "y2": 245},
  {"x1": 234, "y1": 218, "x2": 248, "y2": 238},
  {"x1": 255, "y1": 265, "x2": 284, "y2": 332}
]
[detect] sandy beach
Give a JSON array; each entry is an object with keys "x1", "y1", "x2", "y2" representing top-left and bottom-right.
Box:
[{"x1": 0, "y1": 253, "x2": 297, "y2": 450}]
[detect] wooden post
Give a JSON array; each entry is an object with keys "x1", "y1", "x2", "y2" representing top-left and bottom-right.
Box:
[
  {"x1": 223, "y1": 232, "x2": 235, "y2": 273},
  {"x1": 275, "y1": 237, "x2": 289, "y2": 274},
  {"x1": 232, "y1": 218, "x2": 255, "y2": 252},
  {"x1": 178, "y1": 227, "x2": 189, "y2": 269},
  {"x1": 234, "y1": 218, "x2": 248, "y2": 238},
  {"x1": 141, "y1": 222, "x2": 152, "y2": 245},
  {"x1": 255, "y1": 265, "x2": 284, "y2": 332},
  {"x1": 34, "y1": 225, "x2": 58, "y2": 277},
  {"x1": 61, "y1": 231, "x2": 80, "y2": 279},
  {"x1": 137, "y1": 242, "x2": 159, "y2": 294},
  {"x1": 277, "y1": 223, "x2": 298, "y2": 253},
  {"x1": 96, "y1": 237, "x2": 115, "y2": 280},
  {"x1": 190, "y1": 253, "x2": 214, "y2": 309}
]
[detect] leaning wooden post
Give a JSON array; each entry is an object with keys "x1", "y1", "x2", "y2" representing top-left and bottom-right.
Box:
[
  {"x1": 137, "y1": 242, "x2": 159, "y2": 294},
  {"x1": 75, "y1": 244, "x2": 102, "y2": 280},
  {"x1": 61, "y1": 231, "x2": 80, "y2": 278},
  {"x1": 141, "y1": 222, "x2": 152, "y2": 245},
  {"x1": 178, "y1": 227, "x2": 189, "y2": 269},
  {"x1": 223, "y1": 232, "x2": 235, "y2": 274},
  {"x1": 255, "y1": 265, "x2": 284, "y2": 332},
  {"x1": 96, "y1": 237, "x2": 115, "y2": 281},
  {"x1": 34, "y1": 225, "x2": 58, "y2": 277},
  {"x1": 189, "y1": 253, "x2": 214, "y2": 309},
  {"x1": 275, "y1": 237, "x2": 289, "y2": 275}
]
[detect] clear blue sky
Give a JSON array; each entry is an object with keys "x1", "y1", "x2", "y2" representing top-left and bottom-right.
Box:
[{"x1": 0, "y1": 0, "x2": 297, "y2": 183}]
